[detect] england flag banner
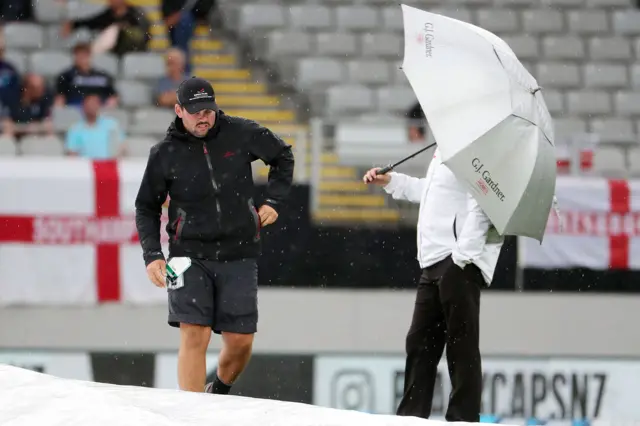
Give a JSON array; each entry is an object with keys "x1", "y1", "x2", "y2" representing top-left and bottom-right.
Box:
[
  {"x1": 0, "y1": 157, "x2": 169, "y2": 306},
  {"x1": 518, "y1": 176, "x2": 640, "y2": 270}
]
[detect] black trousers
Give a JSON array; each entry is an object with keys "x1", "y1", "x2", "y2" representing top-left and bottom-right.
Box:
[{"x1": 396, "y1": 256, "x2": 483, "y2": 422}]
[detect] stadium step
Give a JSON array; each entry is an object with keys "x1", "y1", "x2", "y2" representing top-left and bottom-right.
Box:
[
  {"x1": 223, "y1": 109, "x2": 295, "y2": 124},
  {"x1": 193, "y1": 55, "x2": 237, "y2": 67},
  {"x1": 318, "y1": 181, "x2": 368, "y2": 192},
  {"x1": 216, "y1": 95, "x2": 280, "y2": 108},
  {"x1": 318, "y1": 194, "x2": 386, "y2": 208},
  {"x1": 212, "y1": 82, "x2": 266, "y2": 95},
  {"x1": 312, "y1": 208, "x2": 400, "y2": 223},
  {"x1": 195, "y1": 69, "x2": 252, "y2": 81}
]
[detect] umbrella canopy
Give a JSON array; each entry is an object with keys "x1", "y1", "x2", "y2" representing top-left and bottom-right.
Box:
[{"x1": 401, "y1": 4, "x2": 557, "y2": 242}]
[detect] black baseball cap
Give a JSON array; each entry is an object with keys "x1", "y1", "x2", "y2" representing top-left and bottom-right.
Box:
[{"x1": 176, "y1": 77, "x2": 218, "y2": 114}]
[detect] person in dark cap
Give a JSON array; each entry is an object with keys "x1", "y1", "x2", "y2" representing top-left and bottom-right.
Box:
[{"x1": 135, "y1": 77, "x2": 295, "y2": 394}]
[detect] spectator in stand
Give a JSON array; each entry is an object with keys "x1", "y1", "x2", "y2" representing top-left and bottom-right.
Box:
[
  {"x1": 55, "y1": 42, "x2": 118, "y2": 108},
  {"x1": 65, "y1": 94, "x2": 125, "y2": 159},
  {"x1": 61, "y1": 0, "x2": 150, "y2": 56},
  {"x1": 2, "y1": 73, "x2": 54, "y2": 140},
  {"x1": 0, "y1": 0, "x2": 33, "y2": 22},
  {"x1": 407, "y1": 101, "x2": 427, "y2": 143},
  {"x1": 161, "y1": 0, "x2": 215, "y2": 70},
  {"x1": 154, "y1": 48, "x2": 188, "y2": 108},
  {"x1": 0, "y1": 35, "x2": 21, "y2": 117}
]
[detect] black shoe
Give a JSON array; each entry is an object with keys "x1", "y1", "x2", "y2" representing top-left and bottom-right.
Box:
[{"x1": 204, "y1": 382, "x2": 214, "y2": 393}]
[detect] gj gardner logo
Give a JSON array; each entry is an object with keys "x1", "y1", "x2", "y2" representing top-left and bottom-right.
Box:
[{"x1": 330, "y1": 369, "x2": 375, "y2": 412}]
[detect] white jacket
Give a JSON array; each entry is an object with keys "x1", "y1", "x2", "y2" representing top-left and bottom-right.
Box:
[{"x1": 383, "y1": 148, "x2": 504, "y2": 285}]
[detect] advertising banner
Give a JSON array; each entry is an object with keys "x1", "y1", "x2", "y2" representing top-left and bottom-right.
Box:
[
  {"x1": 519, "y1": 177, "x2": 640, "y2": 270},
  {"x1": 313, "y1": 355, "x2": 640, "y2": 421}
]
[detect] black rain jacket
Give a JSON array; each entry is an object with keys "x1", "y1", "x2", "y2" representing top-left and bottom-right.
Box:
[{"x1": 135, "y1": 111, "x2": 295, "y2": 265}]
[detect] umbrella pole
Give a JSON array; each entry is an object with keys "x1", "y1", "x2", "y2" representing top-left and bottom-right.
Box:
[{"x1": 376, "y1": 142, "x2": 437, "y2": 175}]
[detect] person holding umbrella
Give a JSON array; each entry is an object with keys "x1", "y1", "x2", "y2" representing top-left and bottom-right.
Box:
[{"x1": 363, "y1": 151, "x2": 504, "y2": 421}]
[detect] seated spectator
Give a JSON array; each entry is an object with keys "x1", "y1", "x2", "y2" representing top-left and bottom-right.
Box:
[
  {"x1": 154, "y1": 48, "x2": 188, "y2": 108},
  {"x1": 61, "y1": 0, "x2": 150, "y2": 56},
  {"x1": 55, "y1": 42, "x2": 118, "y2": 108},
  {"x1": 0, "y1": 0, "x2": 33, "y2": 22},
  {"x1": 407, "y1": 101, "x2": 427, "y2": 143},
  {"x1": 2, "y1": 74, "x2": 54, "y2": 139},
  {"x1": 65, "y1": 94, "x2": 125, "y2": 159},
  {"x1": 0, "y1": 35, "x2": 21, "y2": 115}
]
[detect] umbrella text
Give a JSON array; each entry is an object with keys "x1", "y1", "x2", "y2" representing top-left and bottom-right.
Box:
[{"x1": 472, "y1": 158, "x2": 506, "y2": 202}]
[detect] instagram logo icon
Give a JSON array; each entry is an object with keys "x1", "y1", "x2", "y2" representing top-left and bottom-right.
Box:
[{"x1": 330, "y1": 369, "x2": 375, "y2": 412}]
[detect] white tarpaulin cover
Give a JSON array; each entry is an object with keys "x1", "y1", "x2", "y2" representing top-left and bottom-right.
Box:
[{"x1": 0, "y1": 364, "x2": 445, "y2": 426}]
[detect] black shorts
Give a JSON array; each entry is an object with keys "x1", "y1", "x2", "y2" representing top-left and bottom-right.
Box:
[{"x1": 167, "y1": 258, "x2": 258, "y2": 334}]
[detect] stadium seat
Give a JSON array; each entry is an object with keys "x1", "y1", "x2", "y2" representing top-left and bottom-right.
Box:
[
  {"x1": 116, "y1": 80, "x2": 152, "y2": 108},
  {"x1": 590, "y1": 118, "x2": 637, "y2": 144},
  {"x1": 522, "y1": 9, "x2": 565, "y2": 33},
  {"x1": 124, "y1": 137, "x2": 157, "y2": 157},
  {"x1": 102, "y1": 108, "x2": 130, "y2": 132},
  {"x1": 93, "y1": 54, "x2": 119, "y2": 77},
  {"x1": 612, "y1": 10, "x2": 640, "y2": 35},
  {"x1": 431, "y1": 7, "x2": 474, "y2": 24},
  {"x1": 131, "y1": 108, "x2": 175, "y2": 136},
  {"x1": 335, "y1": 6, "x2": 379, "y2": 32},
  {"x1": 630, "y1": 65, "x2": 640, "y2": 87},
  {"x1": 375, "y1": 85, "x2": 416, "y2": 113},
  {"x1": 5, "y1": 50, "x2": 27, "y2": 74},
  {"x1": 477, "y1": 9, "x2": 519, "y2": 33},
  {"x1": 567, "y1": 10, "x2": 609, "y2": 34},
  {"x1": 380, "y1": 7, "x2": 403, "y2": 32},
  {"x1": 566, "y1": 91, "x2": 612, "y2": 115},
  {"x1": 347, "y1": 60, "x2": 390, "y2": 85},
  {"x1": 554, "y1": 118, "x2": 588, "y2": 142},
  {"x1": 593, "y1": 146, "x2": 627, "y2": 175},
  {"x1": 587, "y1": 0, "x2": 634, "y2": 6},
  {"x1": 588, "y1": 37, "x2": 633, "y2": 61},
  {"x1": 315, "y1": 33, "x2": 357, "y2": 57},
  {"x1": 296, "y1": 58, "x2": 345, "y2": 89},
  {"x1": 326, "y1": 85, "x2": 374, "y2": 115},
  {"x1": 543, "y1": 36, "x2": 585, "y2": 60},
  {"x1": 583, "y1": 63, "x2": 628, "y2": 88},
  {"x1": 289, "y1": 5, "x2": 333, "y2": 30},
  {"x1": 541, "y1": 90, "x2": 565, "y2": 115},
  {"x1": 122, "y1": 53, "x2": 166, "y2": 80},
  {"x1": 614, "y1": 91, "x2": 640, "y2": 115},
  {"x1": 361, "y1": 33, "x2": 402, "y2": 58},
  {"x1": 0, "y1": 136, "x2": 17, "y2": 156},
  {"x1": 34, "y1": 0, "x2": 65, "y2": 23},
  {"x1": 65, "y1": 2, "x2": 105, "y2": 21},
  {"x1": 628, "y1": 147, "x2": 640, "y2": 175},
  {"x1": 3, "y1": 23, "x2": 44, "y2": 50},
  {"x1": 537, "y1": 62, "x2": 581, "y2": 88},
  {"x1": 29, "y1": 51, "x2": 72, "y2": 78},
  {"x1": 238, "y1": 4, "x2": 285, "y2": 32},
  {"x1": 501, "y1": 36, "x2": 540, "y2": 60},
  {"x1": 52, "y1": 107, "x2": 82, "y2": 133},
  {"x1": 266, "y1": 32, "x2": 311, "y2": 58},
  {"x1": 19, "y1": 135, "x2": 64, "y2": 156}
]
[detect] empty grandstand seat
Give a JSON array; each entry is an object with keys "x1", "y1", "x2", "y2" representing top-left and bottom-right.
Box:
[
  {"x1": 29, "y1": 51, "x2": 72, "y2": 78},
  {"x1": 66, "y1": 2, "x2": 105, "y2": 20},
  {"x1": 566, "y1": 91, "x2": 612, "y2": 115},
  {"x1": 431, "y1": 7, "x2": 474, "y2": 24},
  {"x1": 116, "y1": 80, "x2": 152, "y2": 108},
  {"x1": 289, "y1": 5, "x2": 333, "y2": 30},
  {"x1": 614, "y1": 91, "x2": 640, "y2": 115},
  {"x1": 131, "y1": 108, "x2": 175, "y2": 135},
  {"x1": 52, "y1": 106, "x2": 82, "y2": 133},
  {"x1": 4, "y1": 23, "x2": 44, "y2": 50},
  {"x1": 102, "y1": 108, "x2": 130, "y2": 131},
  {"x1": 266, "y1": 32, "x2": 311, "y2": 58},
  {"x1": 583, "y1": 63, "x2": 628, "y2": 88},
  {"x1": 567, "y1": 10, "x2": 609, "y2": 34},
  {"x1": 93, "y1": 53, "x2": 119, "y2": 76},
  {"x1": 5, "y1": 50, "x2": 27, "y2": 74},
  {"x1": 541, "y1": 90, "x2": 565, "y2": 115},
  {"x1": 593, "y1": 146, "x2": 627, "y2": 175},
  {"x1": 588, "y1": 0, "x2": 634, "y2": 6},
  {"x1": 19, "y1": 135, "x2": 64, "y2": 156},
  {"x1": 326, "y1": 85, "x2": 374, "y2": 115},
  {"x1": 334, "y1": 120, "x2": 419, "y2": 166},
  {"x1": 34, "y1": 0, "x2": 65, "y2": 23},
  {"x1": 124, "y1": 136, "x2": 157, "y2": 157},
  {"x1": 630, "y1": 65, "x2": 640, "y2": 87},
  {"x1": 122, "y1": 53, "x2": 165, "y2": 80},
  {"x1": 0, "y1": 135, "x2": 17, "y2": 156},
  {"x1": 477, "y1": 9, "x2": 519, "y2": 33},
  {"x1": 375, "y1": 85, "x2": 416, "y2": 113},
  {"x1": 543, "y1": 36, "x2": 585, "y2": 60},
  {"x1": 522, "y1": 9, "x2": 565, "y2": 33},
  {"x1": 296, "y1": 58, "x2": 345, "y2": 89},
  {"x1": 347, "y1": 60, "x2": 390, "y2": 85},
  {"x1": 361, "y1": 33, "x2": 402, "y2": 58},
  {"x1": 316, "y1": 33, "x2": 357, "y2": 57},
  {"x1": 589, "y1": 36, "x2": 632, "y2": 61},
  {"x1": 238, "y1": 4, "x2": 285, "y2": 32},
  {"x1": 501, "y1": 35, "x2": 539, "y2": 60},
  {"x1": 612, "y1": 10, "x2": 640, "y2": 35},
  {"x1": 335, "y1": 6, "x2": 379, "y2": 31},
  {"x1": 628, "y1": 147, "x2": 640, "y2": 175},
  {"x1": 537, "y1": 62, "x2": 581, "y2": 88},
  {"x1": 381, "y1": 7, "x2": 403, "y2": 32},
  {"x1": 554, "y1": 118, "x2": 588, "y2": 142},
  {"x1": 590, "y1": 118, "x2": 637, "y2": 144}
]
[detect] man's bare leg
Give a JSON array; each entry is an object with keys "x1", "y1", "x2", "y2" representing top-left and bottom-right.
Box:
[
  {"x1": 205, "y1": 332, "x2": 254, "y2": 394},
  {"x1": 178, "y1": 323, "x2": 211, "y2": 392}
]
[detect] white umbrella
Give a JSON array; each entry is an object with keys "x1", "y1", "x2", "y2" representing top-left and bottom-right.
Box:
[{"x1": 401, "y1": 4, "x2": 557, "y2": 242}]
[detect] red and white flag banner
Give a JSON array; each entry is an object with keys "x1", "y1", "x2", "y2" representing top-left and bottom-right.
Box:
[
  {"x1": 0, "y1": 157, "x2": 169, "y2": 306},
  {"x1": 518, "y1": 176, "x2": 640, "y2": 270}
]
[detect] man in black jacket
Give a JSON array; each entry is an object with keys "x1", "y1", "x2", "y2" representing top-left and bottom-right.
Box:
[{"x1": 135, "y1": 77, "x2": 294, "y2": 394}]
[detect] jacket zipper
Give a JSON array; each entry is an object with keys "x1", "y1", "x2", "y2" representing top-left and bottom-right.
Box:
[{"x1": 202, "y1": 143, "x2": 222, "y2": 230}]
